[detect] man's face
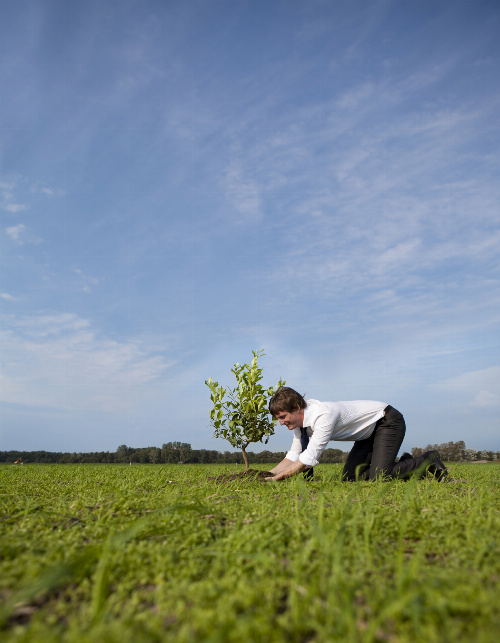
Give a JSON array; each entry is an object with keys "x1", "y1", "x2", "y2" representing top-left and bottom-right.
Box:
[{"x1": 274, "y1": 406, "x2": 304, "y2": 430}]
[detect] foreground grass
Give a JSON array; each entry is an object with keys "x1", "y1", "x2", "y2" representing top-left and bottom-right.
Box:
[{"x1": 1, "y1": 463, "x2": 499, "y2": 642}]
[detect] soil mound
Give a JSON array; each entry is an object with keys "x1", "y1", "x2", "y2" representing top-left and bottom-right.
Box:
[{"x1": 208, "y1": 469, "x2": 273, "y2": 483}]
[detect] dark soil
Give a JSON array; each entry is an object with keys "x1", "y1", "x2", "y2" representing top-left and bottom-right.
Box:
[{"x1": 208, "y1": 469, "x2": 274, "y2": 483}]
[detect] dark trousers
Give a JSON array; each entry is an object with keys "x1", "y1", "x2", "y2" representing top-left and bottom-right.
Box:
[{"x1": 342, "y1": 405, "x2": 430, "y2": 481}]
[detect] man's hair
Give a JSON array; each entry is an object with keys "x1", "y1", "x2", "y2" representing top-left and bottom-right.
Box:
[{"x1": 269, "y1": 387, "x2": 307, "y2": 416}]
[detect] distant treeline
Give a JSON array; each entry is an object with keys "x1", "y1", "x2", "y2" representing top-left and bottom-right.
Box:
[
  {"x1": 2, "y1": 440, "x2": 497, "y2": 465},
  {"x1": 411, "y1": 441, "x2": 499, "y2": 462},
  {"x1": 1, "y1": 441, "x2": 348, "y2": 465}
]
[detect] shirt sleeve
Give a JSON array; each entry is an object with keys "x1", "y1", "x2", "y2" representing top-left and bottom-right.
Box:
[
  {"x1": 299, "y1": 412, "x2": 338, "y2": 467},
  {"x1": 285, "y1": 428, "x2": 303, "y2": 462}
]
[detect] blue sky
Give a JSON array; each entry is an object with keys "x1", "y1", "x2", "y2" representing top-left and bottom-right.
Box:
[{"x1": 1, "y1": 0, "x2": 499, "y2": 455}]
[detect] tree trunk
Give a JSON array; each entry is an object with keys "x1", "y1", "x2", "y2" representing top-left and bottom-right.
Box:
[{"x1": 241, "y1": 446, "x2": 249, "y2": 471}]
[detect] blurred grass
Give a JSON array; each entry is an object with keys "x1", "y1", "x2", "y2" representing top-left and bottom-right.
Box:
[{"x1": 1, "y1": 463, "x2": 499, "y2": 642}]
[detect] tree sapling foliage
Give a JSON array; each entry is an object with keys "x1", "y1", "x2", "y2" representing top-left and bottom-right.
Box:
[{"x1": 205, "y1": 350, "x2": 285, "y2": 471}]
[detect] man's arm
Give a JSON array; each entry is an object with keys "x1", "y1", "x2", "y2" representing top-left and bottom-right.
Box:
[{"x1": 265, "y1": 459, "x2": 309, "y2": 481}]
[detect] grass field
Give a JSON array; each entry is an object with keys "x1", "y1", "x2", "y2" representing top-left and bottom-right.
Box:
[{"x1": 1, "y1": 463, "x2": 499, "y2": 642}]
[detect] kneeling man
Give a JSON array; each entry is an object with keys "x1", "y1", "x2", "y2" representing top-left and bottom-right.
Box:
[{"x1": 265, "y1": 387, "x2": 447, "y2": 482}]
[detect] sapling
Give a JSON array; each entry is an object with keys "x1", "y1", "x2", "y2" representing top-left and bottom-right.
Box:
[{"x1": 205, "y1": 350, "x2": 285, "y2": 471}]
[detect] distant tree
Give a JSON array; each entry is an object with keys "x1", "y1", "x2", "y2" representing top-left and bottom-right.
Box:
[
  {"x1": 116, "y1": 445, "x2": 130, "y2": 462},
  {"x1": 166, "y1": 442, "x2": 181, "y2": 463},
  {"x1": 450, "y1": 441, "x2": 466, "y2": 461},
  {"x1": 160, "y1": 441, "x2": 191, "y2": 463},
  {"x1": 149, "y1": 447, "x2": 161, "y2": 464},
  {"x1": 321, "y1": 448, "x2": 349, "y2": 463},
  {"x1": 179, "y1": 443, "x2": 191, "y2": 463},
  {"x1": 411, "y1": 441, "x2": 466, "y2": 462}
]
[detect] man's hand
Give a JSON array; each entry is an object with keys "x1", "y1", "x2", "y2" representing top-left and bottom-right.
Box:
[
  {"x1": 268, "y1": 457, "x2": 294, "y2": 476},
  {"x1": 264, "y1": 459, "x2": 309, "y2": 481}
]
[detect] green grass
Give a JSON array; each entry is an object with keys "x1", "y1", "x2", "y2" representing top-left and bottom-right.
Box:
[{"x1": 1, "y1": 463, "x2": 499, "y2": 642}]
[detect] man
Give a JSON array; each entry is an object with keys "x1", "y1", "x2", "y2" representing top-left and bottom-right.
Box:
[{"x1": 265, "y1": 387, "x2": 447, "y2": 482}]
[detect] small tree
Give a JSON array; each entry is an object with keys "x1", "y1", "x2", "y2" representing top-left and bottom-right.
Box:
[{"x1": 205, "y1": 350, "x2": 285, "y2": 471}]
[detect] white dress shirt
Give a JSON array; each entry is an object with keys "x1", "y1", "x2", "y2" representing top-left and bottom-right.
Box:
[{"x1": 286, "y1": 399, "x2": 388, "y2": 467}]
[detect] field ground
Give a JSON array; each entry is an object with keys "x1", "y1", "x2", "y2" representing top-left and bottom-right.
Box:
[{"x1": 1, "y1": 463, "x2": 499, "y2": 642}]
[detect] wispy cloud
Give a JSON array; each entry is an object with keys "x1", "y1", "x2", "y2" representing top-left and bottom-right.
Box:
[
  {"x1": 1, "y1": 181, "x2": 27, "y2": 213},
  {"x1": 30, "y1": 181, "x2": 63, "y2": 197},
  {"x1": 5, "y1": 223, "x2": 41, "y2": 245},
  {"x1": 5, "y1": 223, "x2": 26, "y2": 242},
  {"x1": 74, "y1": 268, "x2": 99, "y2": 293},
  {"x1": 2, "y1": 202, "x2": 27, "y2": 213},
  {"x1": 437, "y1": 367, "x2": 500, "y2": 408},
  {"x1": 0, "y1": 313, "x2": 173, "y2": 413},
  {"x1": 216, "y1": 72, "x2": 499, "y2": 305},
  {"x1": 224, "y1": 161, "x2": 262, "y2": 222}
]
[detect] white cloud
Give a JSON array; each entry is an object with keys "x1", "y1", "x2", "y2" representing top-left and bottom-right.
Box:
[
  {"x1": 4, "y1": 223, "x2": 41, "y2": 245},
  {"x1": 74, "y1": 268, "x2": 99, "y2": 293},
  {"x1": 376, "y1": 239, "x2": 422, "y2": 270},
  {"x1": 0, "y1": 312, "x2": 174, "y2": 413},
  {"x1": 30, "y1": 181, "x2": 63, "y2": 197},
  {"x1": 224, "y1": 161, "x2": 262, "y2": 222},
  {"x1": 229, "y1": 87, "x2": 499, "y2": 298},
  {"x1": 1, "y1": 181, "x2": 27, "y2": 212},
  {"x1": 2, "y1": 177, "x2": 62, "y2": 214},
  {"x1": 3, "y1": 203, "x2": 27, "y2": 213},
  {"x1": 336, "y1": 82, "x2": 375, "y2": 110},
  {"x1": 1, "y1": 292, "x2": 15, "y2": 301},
  {"x1": 437, "y1": 367, "x2": 500, "y2": 408},
  {"x1": 5, "y1": 223, "x2": 26, "y2": 242},
  {"x1": 473, "y1": 390, "x2": 499, "y2": 407}
]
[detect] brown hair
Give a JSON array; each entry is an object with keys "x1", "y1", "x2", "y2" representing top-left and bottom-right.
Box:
[{"x1": 268, "y1": 387, "x2": 307, "y2": 416}]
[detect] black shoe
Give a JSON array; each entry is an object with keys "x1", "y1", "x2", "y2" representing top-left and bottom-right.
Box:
[
  {"x1": 426, "y1": 451, "x2": 448, "y2": 481},
  {"x1": 398, "y1": 452, "x2": 413, "y2": 462}
]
